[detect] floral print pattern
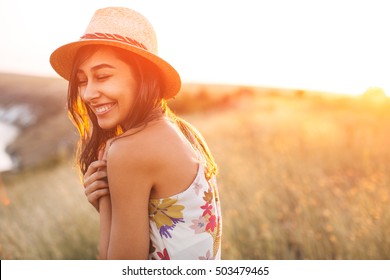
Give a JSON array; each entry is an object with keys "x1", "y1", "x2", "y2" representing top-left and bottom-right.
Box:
[
  {"x1": 190, "y1": 216, "x2": 207, "y2": 233},
  {"x1": 157, "y1": 248, "x2": 170, "y2": 260},
  {"x1": 148, "y1": 161, "x2": 222, "y2": 260},
  {"x1": 149, "y1": 198, "x2": 185, "y2": 238},
  {"x1": 199, "y1": 250, "x2": 214, "y2": 260}
]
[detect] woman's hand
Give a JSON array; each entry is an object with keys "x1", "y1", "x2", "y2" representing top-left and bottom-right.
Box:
[{"x1": 83, "y1": 150, "x2": 109, "y2": 211}]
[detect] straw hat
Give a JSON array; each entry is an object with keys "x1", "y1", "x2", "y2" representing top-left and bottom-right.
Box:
[{"x1": 50, "y1": 7, "x2": 181, "y2": 99}]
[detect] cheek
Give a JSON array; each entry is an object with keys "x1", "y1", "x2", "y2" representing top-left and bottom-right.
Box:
[
  {"x1": 122, "y1": 83, "x2": 137, "y2": 107},
  {"x1": 114, "y1": 78, "x2": 138, "y2": 112},
  {"x1": 116, "y1": 90, "x2": 135, "y2": 113},
  {"x1": 79, "y1": 91, "x2": 87, "y2": 103},
  {"x1": 123, "y1": 95, "x2": 135, "y2": 111}
]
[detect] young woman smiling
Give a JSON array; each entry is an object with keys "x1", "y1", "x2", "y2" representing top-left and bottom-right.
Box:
[{"x1": 50, "y1": 7, "x2": 222, "y2": 260}]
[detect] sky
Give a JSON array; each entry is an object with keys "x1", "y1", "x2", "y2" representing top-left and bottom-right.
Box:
[{"x1": 0, "y1": 0, "x2": 389, "y2": 95}]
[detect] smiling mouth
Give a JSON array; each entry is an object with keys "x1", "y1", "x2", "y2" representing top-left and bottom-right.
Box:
[{"x1": 94, "y1": 103, "x2": 116, "y2": 115}]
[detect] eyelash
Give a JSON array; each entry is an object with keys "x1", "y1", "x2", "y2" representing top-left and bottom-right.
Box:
[
  {"x1": 77, "y1": 74, "x2": 110, "y2": 86},
  {"x1": 78, "y1": 79, "x2": 87, "y2": 86},
  {"x1": 97, "y1": 74, "x2": 109, "y2": 80}
]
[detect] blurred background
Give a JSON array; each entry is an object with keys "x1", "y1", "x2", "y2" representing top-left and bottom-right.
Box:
[{"x1": 1, "y1": 0, "x2": 390, "y2": 259}]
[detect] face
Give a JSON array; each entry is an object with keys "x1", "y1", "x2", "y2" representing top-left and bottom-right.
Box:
[{"x1": 77, "y1": 47, "x2": 138, "y2": 130}]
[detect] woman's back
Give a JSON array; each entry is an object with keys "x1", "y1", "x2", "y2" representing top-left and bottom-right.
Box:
[{"x1": 107, "y1": 118, "x2": 222, "y2": 259}]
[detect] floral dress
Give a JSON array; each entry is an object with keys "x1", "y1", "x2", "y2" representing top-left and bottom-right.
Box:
[{"x1": 148, "y1": 158, "x2": 222, "y2": 260}]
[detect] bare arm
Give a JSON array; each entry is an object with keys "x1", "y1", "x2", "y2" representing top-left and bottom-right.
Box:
[
  {"x1": 83, "y1": 150, "x2": 111, "y2": 259},
  {"x1": 105, "y1": 139, "x2": 153, "y2": 259},
  {"x1": 98, "y1": 195, "x2": 111, "y2": 259}
]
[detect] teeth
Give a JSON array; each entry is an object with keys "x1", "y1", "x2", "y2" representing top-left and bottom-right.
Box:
[{"x1": 95, "y1": 103, "x2": 114, "y2": 113}]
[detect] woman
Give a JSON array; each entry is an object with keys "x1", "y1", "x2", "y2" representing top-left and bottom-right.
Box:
[{"x1": 50, "y1": 7, "x2": 222, "y2": 260}]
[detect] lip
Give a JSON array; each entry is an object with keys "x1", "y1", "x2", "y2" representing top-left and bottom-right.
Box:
[{"x1": 92, "y1": 102, "x2": 117, "y2": 116}]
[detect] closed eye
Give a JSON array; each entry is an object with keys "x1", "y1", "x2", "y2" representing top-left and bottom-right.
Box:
[
  {"x1": 96, "y1": 74, "x2": 111, "y2": 81},
  {"x1": 76, "y1": 72, "x2": 87, "y2": 87},
  {"x1": 77, "y1": 79, "x2": 87, "y2": 87}
]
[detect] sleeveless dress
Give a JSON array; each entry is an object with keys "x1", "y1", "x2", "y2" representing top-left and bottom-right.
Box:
[{"x1": 148, "y1": 155, "x2": 222, "y2": 260}]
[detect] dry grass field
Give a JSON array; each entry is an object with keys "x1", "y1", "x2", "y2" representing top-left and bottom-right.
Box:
[{"x1": 1, "y1": 74, "x2": 390, "y2": 259}]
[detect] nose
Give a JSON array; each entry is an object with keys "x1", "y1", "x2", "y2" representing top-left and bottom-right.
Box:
[{"x1": 81, "y1": 82, "x2": 100, "y2": 103}]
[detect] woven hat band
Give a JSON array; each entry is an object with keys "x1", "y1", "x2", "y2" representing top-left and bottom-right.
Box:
[{"x1": 81, "y1": 33, "x2": 148, "y2": 51}]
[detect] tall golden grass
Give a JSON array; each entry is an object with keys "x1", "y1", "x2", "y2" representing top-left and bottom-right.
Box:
[
  {"x1": 1, "y1": 89, "x2": 390, "y2": 259},
  {"x1": 0, "y1": 162, "x2": 99, "y2": 259}
]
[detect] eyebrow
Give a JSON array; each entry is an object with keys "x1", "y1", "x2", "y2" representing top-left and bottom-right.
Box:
[{"x1": 77, "y1": 63, "x2": 116, "y2": 74}]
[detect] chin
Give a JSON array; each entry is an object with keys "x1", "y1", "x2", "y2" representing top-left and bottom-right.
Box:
[{"x1": 97, "y1": 120, "x2": 118, "y2": 130}]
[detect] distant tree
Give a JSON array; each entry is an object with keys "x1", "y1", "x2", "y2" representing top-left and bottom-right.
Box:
[{"x1": 362, "y1": 87, "x2": 387, "y2": 99}]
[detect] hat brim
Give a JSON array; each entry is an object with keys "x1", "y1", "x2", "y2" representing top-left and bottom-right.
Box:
[{"x1": 50, "y1": 39, "x2": 181, "y2": 99}]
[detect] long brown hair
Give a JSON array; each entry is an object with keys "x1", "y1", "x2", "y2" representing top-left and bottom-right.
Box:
[{"x1": 67, "y1": 45, "x2": 217, "y2": 179}]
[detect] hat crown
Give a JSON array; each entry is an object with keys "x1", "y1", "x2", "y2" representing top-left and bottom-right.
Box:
[{"x1": 83, "y1": 7, "x2": 158, "y2": 54}]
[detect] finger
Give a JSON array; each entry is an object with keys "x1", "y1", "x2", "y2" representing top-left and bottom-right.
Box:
[
  {"x1": 87, "y1": 189, "x2": 110, "y2": 209},
  {"x1": 84, "y1": 160, "x2": 107, "y2": 179},
  {"x1": 85, "y1": 179, "x2": 108, "y2": 193},
  {"x1": 87, "y1": 189, "x2": 110, "y2": 204},
  {"x1": 88, "y1": 160, "x2": 107, "y2": 173},
  {"x1": 84, "y1": 177, "x2": 108, "y2": 193},
  {"x1": 83, "y1": 169, "x2": 108, "y2": 188}
]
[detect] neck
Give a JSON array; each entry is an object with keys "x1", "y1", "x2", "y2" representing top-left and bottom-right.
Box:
[{"x1": 121, "y1": 107, "x2": 164, "y2": 132}]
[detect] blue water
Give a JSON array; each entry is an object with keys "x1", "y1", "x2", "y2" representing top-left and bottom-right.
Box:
[{"x1": 0, "y1": 121, "x2": 19, "y2": 172}]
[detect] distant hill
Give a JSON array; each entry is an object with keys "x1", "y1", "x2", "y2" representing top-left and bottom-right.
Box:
[
  {"x1": 0, "y1": 73, "x2": 76, "y2": 170},
  {"x1": 0, "y1": 72, "x2": 318, "y2": 171},
  {"x1": 0, "y1": 73, "x2": 68, "y2": 124}
]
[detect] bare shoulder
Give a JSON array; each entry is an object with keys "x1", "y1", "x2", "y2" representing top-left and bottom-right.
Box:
[
  {"x1": 107, "y1": 118, "x2": 192, "y2": 171},
  {"x1": 106, "y1": 118, "x2": 199, "y2": 196}
]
